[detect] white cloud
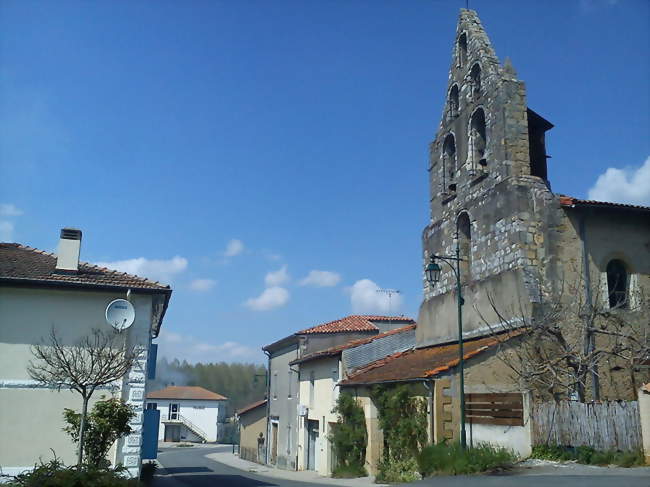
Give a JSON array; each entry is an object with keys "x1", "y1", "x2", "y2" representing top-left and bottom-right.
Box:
[
  {"x1": 349, "y1": 279, "x2": 403, "y2": 314},
  {"x1": 189, "y1": 278, "x2": 216, "y2": 292},
  {"x1": 95, "y1": 256, "x2": 188, "y2": 284},
  {"x1": 0, "y1": 221, "x2": 14, "y2": 241},
  {"x1": 300, "y1": 270, "x2": 341, "y2": 287},
  {"x1": 245, "y1": 286, "x2": 290, "y2": 311},
  {"x1": 265, "y1": 265, "x2": 290, "y2": 286},
  {"x1": 0, "y1": 203, "x2": 23, "y2": 217},
  {"x1": 223, "y1": 239, "x2": 244, "y2": 257},
  {"x1": 157, "y1": 329, "x2": 262, "y2": 363},
  {"x1": 587, "y1": 156, "x2": 650, "y2": 206}
]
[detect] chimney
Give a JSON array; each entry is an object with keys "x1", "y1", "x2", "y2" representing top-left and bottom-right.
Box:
[{"x1": 56, "y1": 228, "x2": 82, "y2": 273}]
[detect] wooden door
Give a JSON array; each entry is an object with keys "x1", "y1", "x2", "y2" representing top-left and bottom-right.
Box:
[
  {"x1": 270, "y1": 422, "x2": 278, "y2": 464},
  {"x1": 307, "y1": 420, "x2": 319, "y2": 471}
]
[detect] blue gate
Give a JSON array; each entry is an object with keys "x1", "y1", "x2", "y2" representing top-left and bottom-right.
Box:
[{"x1": 141, "y1": 408, "x2": 160, "y2": 459}]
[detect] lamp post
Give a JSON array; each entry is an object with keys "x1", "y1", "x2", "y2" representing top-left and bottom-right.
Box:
[{"x1": 425, "y1": 240, "x2": 467, "y2": 449}]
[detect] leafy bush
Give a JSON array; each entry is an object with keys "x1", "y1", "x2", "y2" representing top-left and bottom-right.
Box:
[
  {"x1": 328, "y1": 392, "x2": 367, "y2": 477},
  {"x1": 531, "y1": 444, "x2": 644, "y2": 467},
  {"x1": 63, "y1": 397, "x2": 135, "y2": 469},
  {"x1": 5, "y1": 458, "x2": 138, "y2": 487},
  {"x1": 417, "y1": 442, "x2": 517, "y2": 476},
  {"x1": 371, "y1": 385, "x2": 428, "y2": 482}
]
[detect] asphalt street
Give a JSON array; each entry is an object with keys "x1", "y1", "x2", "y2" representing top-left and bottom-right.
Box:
[{"x1": 154, "y1": 445, "x2": 650, "y2": 487}]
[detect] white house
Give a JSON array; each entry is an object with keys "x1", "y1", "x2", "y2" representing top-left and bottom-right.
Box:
[
  {"x1": 147, "y1": 386, "x2": 228, "y2": 443},
  {"x1": 0, "y1": 228, "x2": 172, "y2": 479}
]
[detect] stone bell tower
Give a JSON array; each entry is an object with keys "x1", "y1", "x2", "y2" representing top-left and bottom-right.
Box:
[{"x1": 417, "y1": 9, "x2": 557, "y2": 348}]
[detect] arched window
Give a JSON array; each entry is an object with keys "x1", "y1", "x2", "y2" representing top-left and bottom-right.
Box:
[
  {"x1": 606, "y1": 260, "x2": 628, "y2": 308},
  {"x1": 443, "y1": 134, "x2": 456, "y2": 192},
  {"x1": 469, "y1": 63, "x2": 481, "y2": 98},
  {"x1": 448, "y1": 85, "x2": 459, "y2": 119},
  {"x1": 469, "y1": 108, "x2": 487, "y2": 169},
  {"x1": 458, "y1": 33, "x2": 468, "y2": 68},
  {"x1": 457, "y1": 212, "x2": 471, "y2": 281}
]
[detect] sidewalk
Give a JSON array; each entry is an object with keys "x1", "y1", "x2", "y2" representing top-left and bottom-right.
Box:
[{"x1": 205, "y1": 449, "x2": 389, "y2": 486}]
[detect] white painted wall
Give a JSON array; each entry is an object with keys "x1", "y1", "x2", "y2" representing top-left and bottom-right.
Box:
[
  {"x1": 0, "y1": 286, "x2": 156, "y2": 478},
  {"x1": 151, "y1": 399, "x2": 226, "y2": 443},
  {"x1": 297, "y1": 356, "x2": 341, "y2": 475}
]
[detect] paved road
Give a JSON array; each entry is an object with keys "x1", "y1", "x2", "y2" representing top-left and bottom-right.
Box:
[
  {"x1": 155, "y1": 445, "x2": 333, "y2": 487},
  {"x1": 155, "y1": 445, "x2": 650, "y2": 487}
]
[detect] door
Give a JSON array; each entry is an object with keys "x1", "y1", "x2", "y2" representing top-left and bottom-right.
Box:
[
  {"x1": 270, "y1": 422, "x2": 278, "y2": 464},
  {"x1": 307, "y1": 420, "x2": 319, "y2": 471},
  {"x1": 169, "y1": 403, "x2": 180, "y2": 420},
  {"x1": 164, "y1": 424, "x2": 181, "y2": 442}
]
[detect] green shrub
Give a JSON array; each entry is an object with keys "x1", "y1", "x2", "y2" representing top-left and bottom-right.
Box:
[
  {"x1": 5, "y1": 458, "x2": 138, "y2": 487},
  {"x1": 329, "y1": 392, "x2": 367, "y2": 477},
  {"x1": 530, "y1": 444, "x2": 644, "y2": 467},
  {"x1": 417, "y1": 442, "x2": 517, "y2": 476},
  {"x1": 376, "y1": 457, "x2": 421, "y2": 483},
  {"x1": 63, "y1": 397, "x2": 135, "y2": 469}
]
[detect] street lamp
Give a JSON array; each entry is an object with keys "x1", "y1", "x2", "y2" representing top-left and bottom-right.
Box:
[{"x1": 425, "y1": 244, "x2": 467, "y2": 449}]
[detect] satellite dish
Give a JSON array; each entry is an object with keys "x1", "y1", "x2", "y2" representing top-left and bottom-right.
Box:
[{"x1": 105, "y1": 299, "x2": 135, "y2": 330}]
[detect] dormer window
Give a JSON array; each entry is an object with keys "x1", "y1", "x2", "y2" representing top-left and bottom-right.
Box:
[
  {"x1": 469, "y1": 108, "x2": 487, "y2": 170},
  {"x1": 469, "y1": 63, "x2": 481, "y2": 99},
  {"x1": 442, "y1": 134, "x2": 457, "y2": 192},
  {"x1": 457, "y1": 33, "x2": 468, "y2": 68},
  {"x1": 448, "y1": 85, "x2": 459, "y2": 120}
]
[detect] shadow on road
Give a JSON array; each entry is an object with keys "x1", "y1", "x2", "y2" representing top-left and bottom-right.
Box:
[
  {"x1": 163, "y1": 466, "x2": 213, "y2": 475},
  {"x1": 159, "y1": 474, "x2": 279, "y2": 486}
]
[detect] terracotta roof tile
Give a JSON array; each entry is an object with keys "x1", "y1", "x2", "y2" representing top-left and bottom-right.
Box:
[
  {"x1": 297, "y1": 315, "x2": 415, "y2": 335},
  {"x1": 559, "y1": 196, "x2": 650, "y2": 212},
  {"x1": 237, "y1": 399, "x2": 267, "y2": 415},
  {"x1": 147, "y1": 386, "x2": 227, "y2": 401},
  {"x1": 290, "y1": 324, "x2": 417, "y2": 365},
  {"x1": 0, "y1": 243, "x2": 170, "y2": 291},
  {"x1": 340, "y1": 329, "x2": 525, "y2": 386}
]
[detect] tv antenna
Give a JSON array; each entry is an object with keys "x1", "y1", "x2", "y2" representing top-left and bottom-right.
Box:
[
  {"x1": 105, "y1": 299, "x2": 135, "y2": 331},
  {"x1": 376, "y1": 289, "x2": 401, "y2": 328}
]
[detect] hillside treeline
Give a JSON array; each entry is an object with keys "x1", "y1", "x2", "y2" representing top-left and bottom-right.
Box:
[{"x1": 152, "y1": 357, "x2": 267, "y2": 413}]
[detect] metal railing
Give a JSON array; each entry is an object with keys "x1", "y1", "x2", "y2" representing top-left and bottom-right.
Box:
[{"x1": 164, "y1": 413, "x2": 209, "y2": 441}]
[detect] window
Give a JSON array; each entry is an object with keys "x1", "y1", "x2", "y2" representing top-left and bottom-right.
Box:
[
  {"x1": 457, "y1": 212, "x2": 471, "y2": 282},
  {"x1": 273, "y1": 371, "x2": 278, "y2": 400},
  {"x1": 469, "y1": 63, "x2": 481, "y2": 98},
  {"x1": 606, "y1": 259, "x2": 628, "y2": 308},
  {"x1": 288, "y1": 369, "x2": 293, "y2": 399},
  {"x1": 442, "y1": 134, "x2": 457, "y2": 192},
  {"x1": 448, "y1": 84, "x2": 459, "y2": 119},
  {"x1": 146, "y1": 402, "x2": 157, "y2": 410},
  {"x1": 457, "y1": 33, "x2": 467, "y2": 68},
  {"x1": 469, "y1": 108, "x2": 487, "y2": 170},
  {"x1": 309, "y1": 371, "x2": 315, "y2": 408}
]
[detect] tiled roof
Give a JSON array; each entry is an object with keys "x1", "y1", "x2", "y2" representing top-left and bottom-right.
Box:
[
  {"x1": 559, "y1": 196, "x2": 650, "y2": 212},
  {"x1": 0, "y1": 243, "x2": 170, "y2": 291},
  {"x1": 147, "y1": 386, "x2": 227, "y2": 401},
  {"x1": 339, "y1": 329, "x2": 525, "y2": 386},
  {"x1": 237, "y1": 399, "x2": 267, "y2": 416},
  {"x1": 297, "y1": 315, "x2": 415, "y2": 335},
  {"x1": 290, "y1": 324, "x2": 417, "y2": 365}
]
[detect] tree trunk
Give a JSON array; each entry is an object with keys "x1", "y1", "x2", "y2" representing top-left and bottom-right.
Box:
[{"x1": 77, "y1": 395, "x2": 90, "y2": 466}]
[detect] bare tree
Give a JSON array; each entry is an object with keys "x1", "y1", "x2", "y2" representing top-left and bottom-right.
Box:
[
  {"x1": 27, "y1": 327, "x2": 140, "y2": 466},
  {"x1": 478, "y1": 275, "x2": 650, "y2": 402}
]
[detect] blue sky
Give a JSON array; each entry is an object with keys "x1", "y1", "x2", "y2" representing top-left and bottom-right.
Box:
[{"x1": 1, "y1": 0, "x2": 648, "y2": 364}]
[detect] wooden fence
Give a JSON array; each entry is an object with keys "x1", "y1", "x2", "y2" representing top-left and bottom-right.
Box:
[
  {"x1": 465, "y1": 392, "x2": 524, "y2": 426},
  {"x1": 531, "y1": 400, "x2": 641, "y2": 451}
]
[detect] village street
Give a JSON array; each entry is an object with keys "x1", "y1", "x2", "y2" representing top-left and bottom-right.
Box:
[{"x1": 154, "y1": 444, "x2": 650, "y2": 487}]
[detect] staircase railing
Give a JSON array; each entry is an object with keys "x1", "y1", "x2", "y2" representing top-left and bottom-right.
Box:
[{"x1": 177, "y1": 413, "x2": 209, "y2": 441}]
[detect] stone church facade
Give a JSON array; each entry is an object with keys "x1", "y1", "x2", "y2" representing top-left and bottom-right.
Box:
[{"x1": 416, "y1": 9, "x2": 650, "y2": 399}]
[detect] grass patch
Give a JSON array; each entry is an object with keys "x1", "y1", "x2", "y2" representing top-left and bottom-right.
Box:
[
  {"x1": 417, "y1": 442, "x2": 517, "y2": 476},
  {"x1": 331, "y1": 463, "x2": 367, "y2": 478},
  {"x1": 4, "y1": 458, "x2": 138, "y2": 486},
  {"x1": 531, "y1": 445, "x2": 644, "y2": 467}
]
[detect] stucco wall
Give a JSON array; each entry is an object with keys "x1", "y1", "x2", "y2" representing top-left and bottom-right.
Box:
[
  {"x1": 0, "y1": 286, "x2": 155, "y2": 477},
  {"x1": 267, "y1": 343, "x2": 299, "y2": 470},
  {"x1": 239, "y1": 406, "x2": 266, "y2": 463},
  {"x1": 297, "y1": 356, "x2": 340, "y2": 475}
]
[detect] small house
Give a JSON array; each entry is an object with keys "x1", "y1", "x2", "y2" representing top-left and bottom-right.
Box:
[{"x1": 147, "y1": 385, "x2": 228, "y2": 443}]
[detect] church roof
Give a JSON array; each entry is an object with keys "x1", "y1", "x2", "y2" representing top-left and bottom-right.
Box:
[{"x1": 559, "y1": 196, "x2": 650, "y2": 213}]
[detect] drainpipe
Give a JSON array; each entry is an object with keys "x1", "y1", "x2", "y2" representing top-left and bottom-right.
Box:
[{"x1": 579, "y1": 214, "x2": 600, "y2": 400}]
